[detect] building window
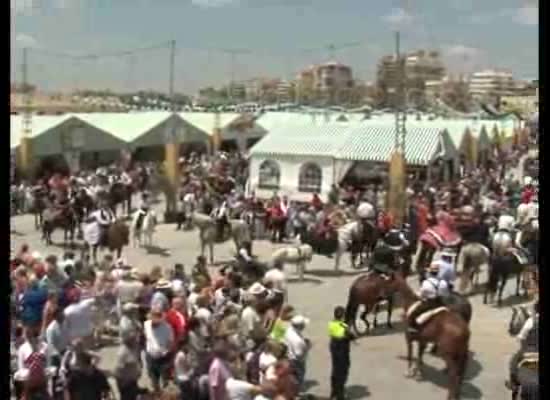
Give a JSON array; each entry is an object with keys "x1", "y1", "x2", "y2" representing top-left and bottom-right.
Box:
[
  {"x1": 298, "y1": 163, "x2": 322, "y2": 193},
  {"x1": 259, "y1": 160, "x2": 281, "y2": 189}
]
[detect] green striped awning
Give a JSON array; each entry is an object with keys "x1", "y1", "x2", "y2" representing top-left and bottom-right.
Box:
[
  {"x1": 336, "y1": 125, "x2": 446, "y2": 166},
  {"x1": 249, "y1": 123, "x2": 352, "y2": 157}
]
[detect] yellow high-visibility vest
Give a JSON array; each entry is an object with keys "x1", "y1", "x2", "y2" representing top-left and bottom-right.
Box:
[{"x1": 328, "y1": 320, "x2": 348, "y2": 339}]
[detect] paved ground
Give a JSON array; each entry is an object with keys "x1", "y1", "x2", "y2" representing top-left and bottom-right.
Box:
[{"x1": 11, "y1": 202, "x2": 529, "y2": 400}]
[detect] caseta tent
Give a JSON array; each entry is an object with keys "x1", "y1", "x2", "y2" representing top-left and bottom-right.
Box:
[{"x1": 248, "y1": 122, "x2": 458, "y2": 201}]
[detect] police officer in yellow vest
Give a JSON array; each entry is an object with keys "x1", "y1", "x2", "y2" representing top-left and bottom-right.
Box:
[{"x1": 328, "y1": 306, "x2": 355, "y2": 400}]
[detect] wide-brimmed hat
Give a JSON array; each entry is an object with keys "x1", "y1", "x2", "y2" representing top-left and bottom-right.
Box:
[
  {"x1": 122, "y1": 303, "x2": 140, "y2": 312},
  {"x1": 155, "y1": 279, "x2": 172, "y2": 290},
  {"x1": 247, "y1": 282, "x2": 267, "y2": 296},
  {"x1": 290, "y1": 315, "x2": 309, "y2": 328}
]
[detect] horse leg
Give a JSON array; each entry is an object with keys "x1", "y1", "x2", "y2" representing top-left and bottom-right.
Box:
[
  {"x1": 515, "y1": 273, "x2": 522, "y2": 297},
  {"x1": 372, "y1": 304, "x2": 379, "y2": 329},
  {"x1": 497, "y1": 276, "x2": 508, "y2": 307},
  {"x1": 445, "y1": 356, "x2": 462, "y2": 400},
  {"x1": 405, "y1": 336, "x2": 416, "y2": 378},
  {"x1": 209, "y1": 242, "x2": 214, "y2": 265},
  {"x1": 359, "y1": 309, "x2": 370, "y2": 334},
  {"x1": 386, "y1": 296, "x2": 394, "y2": 329},
  {"x1": 416, "y1": 341, "x2": 428, "y2": 380},
  {"x1": 298, "y1": 261, "x2": 305, "y2": 282}
]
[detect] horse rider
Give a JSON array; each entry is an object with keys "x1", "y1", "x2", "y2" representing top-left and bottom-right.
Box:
[
  {"x1": 212, "y1": 196, "x2": 229, "y2": 241},
  {"x1": 371, "y1": 227, "x2": 409, "y2": 277},
  {"x1": 91, "y1": 201, "x2": 116, "y2": 245},
  {"x1": 407, "y1": 262, "x2": 450, "y2": 333},
  {"x1": 236, "y1": 241, "x2": 264, "y2": 277},
  {"x1": 436, "y1": 250, "x2": 457, "y2": 292},
  {"x1": 506, "y1": 301, "x2": 539, "y2": 392}
]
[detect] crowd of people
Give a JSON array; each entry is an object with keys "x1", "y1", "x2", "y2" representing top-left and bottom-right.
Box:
[
  {"x1": 10, "y1": 136, "x2": 539, "y2": 400},
  {"x1": 11, "y1": 241, "x2": 321, "y2": 400}
]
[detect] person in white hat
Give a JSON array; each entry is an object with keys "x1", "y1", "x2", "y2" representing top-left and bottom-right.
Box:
[
  {"x1": 408, "y1": 262, "x2": 449, "y2": 332},
  {"x1": 284, "y1": 314, "x2": 311, "y2": 392},
  {"x1": 240, "y1": 283, "x2": 267, "y2": 339}
]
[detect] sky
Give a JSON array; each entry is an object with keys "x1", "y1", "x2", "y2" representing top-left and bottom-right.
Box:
[{"x1": 11, "y1": 0, "x2": 538, "y2": 94}]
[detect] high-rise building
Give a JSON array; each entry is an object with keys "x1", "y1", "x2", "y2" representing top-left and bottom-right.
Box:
[
  {"x1": 469, "y1": 69, "x2": 516, "y2": 99},
  {"x1": 296, "y1": 62, "x2": 354, "y2": 103},
  {"x1": 377, "y1": 50, "x2": 445, "y2": 90}
]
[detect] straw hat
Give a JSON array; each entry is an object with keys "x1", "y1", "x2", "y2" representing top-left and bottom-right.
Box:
[
  {"x1": 290, "y1": 315, "x2": 309, "y2": 328},
  {"x1": 155, "y1": 279, "x2": 172, "y2": 290}
]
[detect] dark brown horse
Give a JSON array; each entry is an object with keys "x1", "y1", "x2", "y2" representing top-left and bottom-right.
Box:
[
  {"x1": 41, "y1": 207, "x2": 77, "y2": 246},
  {"x1": 82, "y1": 219, "x2": 129, "y2": 263},
  {"x1": 108, "y1": 182, "x2": 132, "y2": 217},
  {"x1": 393, "y1": 273, "x2": 470, "y2": 400},
  {"x1": 345, "y1": 272, "x2": 397, "y2": 335}
]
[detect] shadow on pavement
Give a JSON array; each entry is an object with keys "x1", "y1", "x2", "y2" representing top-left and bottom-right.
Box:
[
  {"x1": 359, "y1": 320, "x2": 407, "y2": 338},
  {"x1": 306, "y1": 269, "x2": 365, "y2": 278},
  {"x1": 145, "y1": 245, "x2": 171, "y2": 257},
  {"x1": 346, "y1": 384, "x2": 371, "y2": 399},
  {"x1": 420, "y1": 361, "x2": 483, "y2": 399},
  {"x1": 288, "y1": 277, "x2": 324, "y2": 285},
  {"x1": 497, "y1": 294, "x2": 531, "y2": 308}
]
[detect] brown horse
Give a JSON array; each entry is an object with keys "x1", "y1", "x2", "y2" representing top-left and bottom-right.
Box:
[
  {"x1": 344, "y1": 272, "x2": 397, "y2": 335},
  {"x1": 82, "y1": 219, "x2": 129, "y2": 263},
  {"x1": 41, "y1": 207, "x2": 77, "y2": 246},
  {"x1": 393, "y1": 273, "x2": 470, "y2": 400}
]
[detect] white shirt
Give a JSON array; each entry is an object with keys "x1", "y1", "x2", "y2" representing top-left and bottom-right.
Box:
[
  {"x1": 437, "y1": 261, "x2": 456, "y2": 284},
  {"x1": 284, "y1": 326, "x2": 308, "y2": 362},
  {"x1": 225, "y1": 378, "x2": 256, "y2": 400},
  {"x1": 517, "y1": 315, "x2": 538, "y2": 342},
  {"x1": 420, "y1": 277, "x2": 449, "y2": 300},
  {"x1": 63, "y1": 298, "x2": 95, "y2": 342},
  {"x1": 187, "y1": 292, "x2": 200, "y2": 315},
  {"x1": 263, "y1": 268, "x2": 287, "y2": 292},
  {"x1": 195, "y1": 307, "x2": 213, "y2": 337},
  {"x1": 239, "y1": 248, "x2": 252, "y2": 262},
  {"x1": 174, "y1": 350, "x2": 195, "y2": 382},
  {"x1": 258, "y1": 352, "x2": 277, "y2": 384},
  {"x1": 240, "y1": 306, "x2": 261, "y2": 337},
  {"x1": 144, "y1": 320, "x2": 174, "y2": 358},
  {"x1": 14, "y1": 341, "x2": 50, "y2": 382}
]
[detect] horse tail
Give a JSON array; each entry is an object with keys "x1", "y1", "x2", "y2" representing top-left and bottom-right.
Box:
[{"x1": 345, "y1": 286, "x2": 360, "y2": 329}]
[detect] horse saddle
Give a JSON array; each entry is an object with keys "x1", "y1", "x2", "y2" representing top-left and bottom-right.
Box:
[
  {"x1": 518, "y1": 352, "x2": 539, "y2": 370},
  {"x1": 406, "y1": 301, "x2": 449, "y2": 326}
]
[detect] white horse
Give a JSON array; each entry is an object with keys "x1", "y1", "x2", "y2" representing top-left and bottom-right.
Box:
[
  {"x1": 131, "y1": 210, "x2": 157, "y2": 247},
  {"x1": 269, "y1": 244, "x2": 313, "y2": 281}
]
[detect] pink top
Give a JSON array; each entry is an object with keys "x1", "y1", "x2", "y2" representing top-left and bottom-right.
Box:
[{"x1": 208, "y1": 357, "x2": 232, "y2": 400}]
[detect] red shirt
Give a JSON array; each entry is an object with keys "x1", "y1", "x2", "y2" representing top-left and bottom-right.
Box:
[
  {"x1": 165, "y1": 309, "x2": 188, "y2": 342},
  {"x1": 521, "y1": 187, "x2": 535, "y2": 204},
  {"x1": 311, "y1": 195, "x2": 322, "y2": 210}
]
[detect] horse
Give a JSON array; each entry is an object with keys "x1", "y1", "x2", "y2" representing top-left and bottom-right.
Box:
[
  {"x1": 41, "y1": 206, "x2": 77, "y2": 246},
  {"x1": 484, "y1": 251, "x2": 527, "y2": 307},
  {"x1": 456, "y1": 243, "x2": 491, "y2": 295},
  {"x1": 269, "y1": 244, "x2": 313, "y2": 281},
  {"x1": 484, "y1": 227, "x2": 529, "y2": 306},
  {"x1": 191, "y1": 212, "x2": 251, "y2": 264},
  {"x1": 334, "y1": 221, "x2": 379, "y2": 271},
  {"x1": 82, "y1": 219, "x2": 129, "y2": 263},
  {"x1": 393, "y1": 273, "x2": 470, "y2": 400},
  {"x1": 508, "y1": 306, "x2": 539, "y2": 400},
  {"x1": 27, "y1": 189, "x2": 47, "y2": 230},
  {"x1": 131, "y1": 210, "x2": 157, "y2": 247},
  {"x1": 108, "y1": 182, "x2": 132, "y2": 217},
  {"x1": 344, "y1": 272, "x2": 397, "y2": 335}
]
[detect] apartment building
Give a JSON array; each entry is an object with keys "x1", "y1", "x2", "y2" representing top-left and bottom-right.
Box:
[
  {"x1": 377, "y1": 49, "x2": 445, "y2": 90},
  {"x1": 469, "y1": 69, "x2": 516, "y2": 99}
]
